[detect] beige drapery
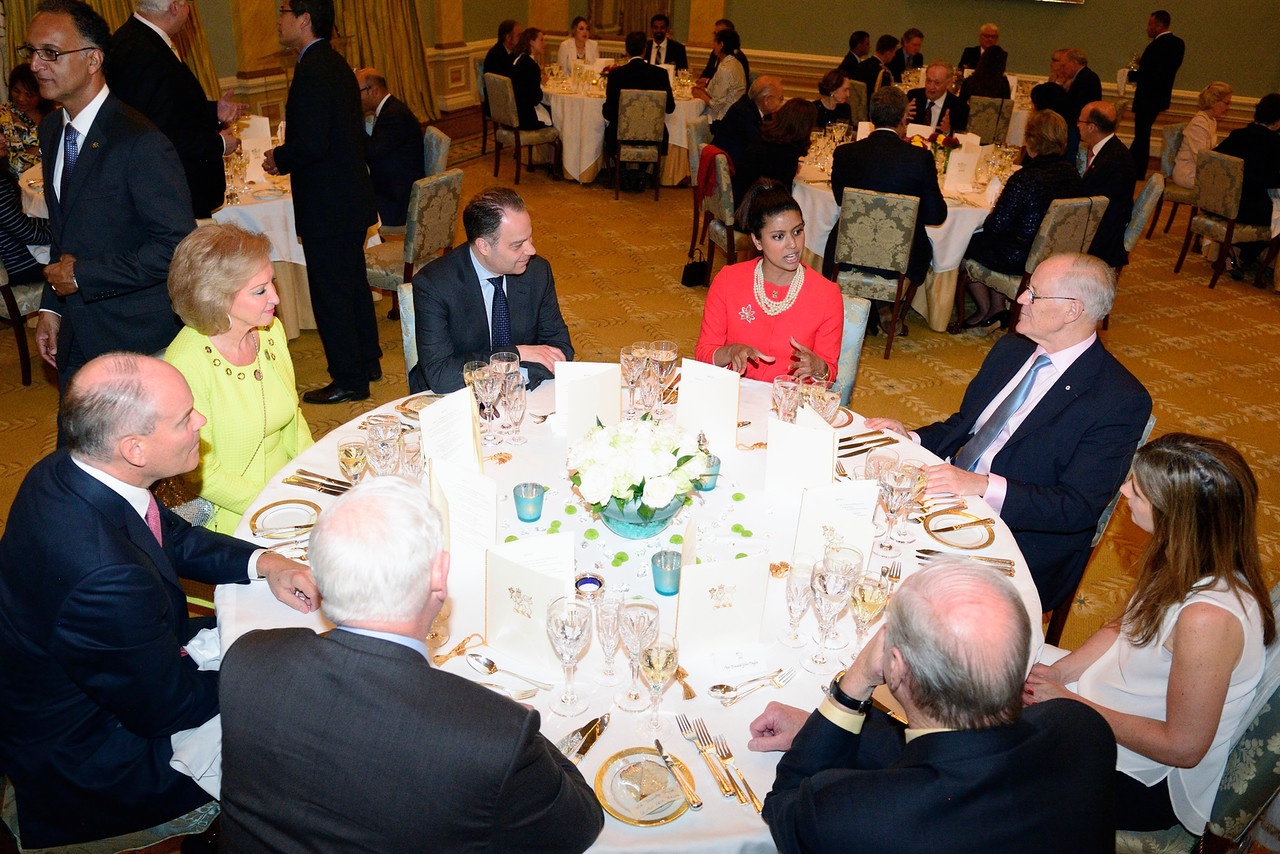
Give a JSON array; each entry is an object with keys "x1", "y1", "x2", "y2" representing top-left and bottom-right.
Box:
[{"x1": 333, "y1": 0, "x2": 437, "y2": 122}]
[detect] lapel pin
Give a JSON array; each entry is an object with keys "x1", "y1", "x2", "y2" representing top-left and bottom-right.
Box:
[{"x1": 91, "y1": 141, "x2": 101, "y2": 149}]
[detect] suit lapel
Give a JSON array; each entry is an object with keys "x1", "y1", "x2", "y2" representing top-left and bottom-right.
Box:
[
  {"x1": 1004, "y1": 339, "x2": 1104, "y2": 447},
  {"x1": 56, "y1": 96, "x2": 115, "y2": 217},
  {"x1": 454, "y1": 250, "x2": 493, "y2": 350}
]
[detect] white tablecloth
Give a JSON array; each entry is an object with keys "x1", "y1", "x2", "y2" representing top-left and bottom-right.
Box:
[{"x1": 217, "y1": 378, "x2": 1041, "y2": 852}]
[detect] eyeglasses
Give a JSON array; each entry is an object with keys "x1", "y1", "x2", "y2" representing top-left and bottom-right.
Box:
[
  {"x1": 18, "y1": 44, "x2": 95, "y2": 62},
  {"x1": 358, "y1": 86, "x2": 372, "y2": 93},
  {"x1": 1025, "y1": 287, "x2": 1079, "y2": 304},
  {"x1": 278, "y1": 5, "x2": 299, "y2": 15}
]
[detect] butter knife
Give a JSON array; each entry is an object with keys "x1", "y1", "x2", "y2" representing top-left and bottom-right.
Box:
[
  {"x1": 654, "y1": 740, "x2": 702, "y2": 810},
  {"x1": 568, "y1": 713, "x2": 609, "y2": 765},
  {"x1": 929, "y1": 517, "x2": 995, "y2": 533},
  {"x1": 838, "y1": 429, "x2": 882, "y2": 445},
  {"x1": 838, "y1": 437, "x2": 898, "y2": 458},
  {"x1": 282, "y1": 476, "x2": 345, "y2": 496},
  {"x1": 916, "y1": 549, "x2": 1015, "y2": 567}
]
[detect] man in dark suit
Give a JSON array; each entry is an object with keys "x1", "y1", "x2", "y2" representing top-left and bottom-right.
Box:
[
  {"x1": 265, "y1": 0, "x2": 380, "y2": 404},
  {"x1": 105, "y1": 0, "x2": 243, "y2": 219},
  {"x1": 410, "y1": 187, "x2": 573, "y2": 394},
  {"x1": 826, "y1": 85, "x2": 947, "y2": 333},
  {"x1": 1059, "y1": 49, "x2": 1103, "y2": 162},
  {"x1": 1031, "y1": 49, "x2": 1072, "y2": 127},
  {"x1": 749, "y1": 560, "x2": 1117, "y2": 854},
  {"x1": 645, "y1": 13, "x2": 687, "y2": 70},
  {"x1": 1079, "y1": 101, "x2": 1136, "y2": 269},
  {"x1": 838, "y1": 30, "x2": 869, "y2": 77},
  {"x1": 29, "y1": 0, "x2": 193, "y2": 394},
  {"x1": 868, "y1": 253, "x2": 1152, "y2": 611},
  {"x1": 709, "y1": 75, "x2": 782, "y2": 169},
  {"x1": 0, "y1": 354, "x2": 316, "y2": 848},
  {"x1": 852, "y1": 34, "x2": 898, "y2": 111},
  {"x1": 220, "y1": 476, "x2": 604, "y2": 853},
  {"x1": 907, "y1": 60, "x2": 968, "y2": 134},
  {"x1": 958, "y1": 22, "x2": 1000, "y2": 72},
  {"x1": 603, "y1": 31, "x2": 675, "y2": 158},
  {"x1": 697, "y1": 18, "x2": 749, "y2": 83},
  {"x1": 1215, "y1": 94, "x2": 1280, "y2": 274},
  {"x1": 357, "y1": 68, "x2": 423, "y2": 228},
  {"x1": 1130, "y1": 10, "x2": 1185, "y2": 176},
  {"x1": 483, "y1": 19, "x2": 521, "y2": 79},
  {"x1": 886, "y1": 27, "x2": 924, "y2": 83}
]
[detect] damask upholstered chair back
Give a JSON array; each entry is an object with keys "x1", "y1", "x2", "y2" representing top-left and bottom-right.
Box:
[
  {"x1": 698, "y1": 150, "x2": 754, "y2": 285},
  {"x1": 966, "y1": 97, "x2": 1014, "y2": 145},
  {"x1": 1160, "y1": 123, "x2": 1185, "y2": 180},
  {"x1": 832, "y1": 294, "x2": 871, "y2": 406},
  {"x1": 686, "y1": 115, "x2": 711, "y2": 179},
  {"x1": 484, "y1": 73, "x2": 519, "y2": 129},
  {"x1": 1148, "y1": 123, "x2": 1196, "y2": 238},
  {"x1": 616, "y1": 89, "x2": 667, "y2": 200},
  {"x1": 1173, "y1": 151, "x2": 1272, "y2": 289},
  {"x1": 484, "y1": 73, "x2": 561, "y2": 184},
  {"x1": 1125, "y1": 173, "x2": 1165, "y2": 254},
  {"x1": 846, "y1": 80, "x2": 868, "y2": 125},
  {"x1": 833, "y1": 189, "x2": 920, "y2": 358},
  {"x1": 423, "y1": 126, "x2": 451, "y2": 176},
  {"x1": 1025, "y1": 195, "x2": 1109, "y2": 275}
]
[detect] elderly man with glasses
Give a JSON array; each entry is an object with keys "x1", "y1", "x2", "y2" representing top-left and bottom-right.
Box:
[{"x1": 866, "y1": 253, "x2": 1152, "y2": 613}]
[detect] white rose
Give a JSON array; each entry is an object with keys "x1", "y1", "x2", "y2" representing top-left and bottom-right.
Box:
[
  {"x1": 642, "y1": 475, "x2": 679, "y2": 510},
  {"x1": 577, "y1": 466, "x2": 614, "y2": 507}
]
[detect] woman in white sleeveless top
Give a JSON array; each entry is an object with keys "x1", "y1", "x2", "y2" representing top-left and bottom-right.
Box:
[{"x1": 1025, "y1": 433, "x2": 1274, "y2": 835}]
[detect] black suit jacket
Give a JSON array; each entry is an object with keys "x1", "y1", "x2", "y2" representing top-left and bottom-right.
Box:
[
  {"x1": 603, "y1": 57, "x2": 675, "y2": 154},
  {"x1": 764, "y1": 699, "x2": 1116, "y2": 854},
  {"x1": 828, "y1": 129, "x2": 948, "y2": 283},
  {"x1": 852, "y1": 57, "x2": 892, "y2": 112},
  {"x1": 916, "y1": 333, "x2": 1151, "y2": 610},
  {"x1": 1133, "y1": 33, "x2": 1185, "y2": 114},
  {"x1": 0, "y1": 451, "x2": 256, "y2": 847},
  {"x1": 272, "y1": 40, "x2": 376, "y2": 240},
  {"x1": 366, "y1": 94, "x2": 424, "y2": 227},
  {"x1": 958, "y1": 45, "x2": 983, "y2": 71},
  {"x1": 1215, "y1": 123, "x2": 1280, "y2": 226},
  {"x1": 220, "y1": 628, "x2": 604, "y2": 853},
  {"x1": 906, "y1": 88, "x2": 969, "y2": 133},
  {"x1": 105, "y1": 16, "x2": 226, "y2": 218},
  {"x1": 510, "y1": 53, "x2": 548, "y2": 130},
  {"x1": 38, "y1": 95, "x2": 192, "y2": 376},
  {"x1": 643, "y1": 37, "x2": 687, "y2": 70},
  {"x1": 886, "y1": 48, "x2": 923, "y2": 82},
  {"x1": 710, "y1": 94, "x2": 762, "y2": 169},
  {"x1": 1080, "y1": 135, "x2": 1136, "y2": 268},
  {"x1": 1063, "y1": 66, "x2": 1103, "y2": 126},
  {"x1": 410, "y1": 245, "x2": 574, "y2": 393},
  {"x1": 483, "y1": 41, "x2": 513, "y2": 78}
]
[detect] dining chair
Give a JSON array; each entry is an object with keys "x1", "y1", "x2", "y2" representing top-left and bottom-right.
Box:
[
  {"x1": 846, "y1": 79, "x2": 868, "y2": 125},
  {"x1": 700, "y1": 149, "x2": 754, "y2": 286},
  {"x1": 832, "y1": 189, "x2": 920, "y2": 359},
  {"x1": 966, "y1": 97, "x2": 1015, "y2": 146},
  {"x1": 1044, "y1": 413, "x2": 1156, "y2": 647},
  {"x1": 363, "y1": 169, "x2": 464, "y2": 372},
  {"x1": 1115, "y1": 583, "x2": 1280, "y2": 854},
  {"x1": 474, "y1": 57, "x2": 491, "y2": 155},
  {"x1": 686, "y1": 117, "x2": 712, "y2": 258},
  {"x1": 614, "y1": 89, "x2": 667, "y2": 201},
  {"x1": 423, "y1": 125, "x2": 451, "y2": 176},
  {"x1": 1148, "y1": 123, "x2": 1196, "y2": 237},
  {"x1": 1174, "y1": 151, "x2": 1270, "y2": 290},
  {"x1": 832, "y1": 294, "x2": 871, "y2": 406},
  {"x1": 484, "y1": 73, "x2": 562, "y2": 185},
  {"x1": 0, "y1": 258, "x2": 41, "y2": 386},
  {"x1": 957, "y1": 195, "x2": 1109, "y2": 331},
  {"x1": 1107, "y1": 173, "x2": 1166, "y2": 329}
]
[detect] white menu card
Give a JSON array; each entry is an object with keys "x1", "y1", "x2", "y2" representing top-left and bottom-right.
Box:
[
  {"x1": 674, "y1": 358, "x2": 739, "y2": 452},
  {"x1": 554, "y1": 362, "x2": 622, "y2": 443},
  {"x1": 485, "y1": 533, "x2": 576, "y2": 670}
]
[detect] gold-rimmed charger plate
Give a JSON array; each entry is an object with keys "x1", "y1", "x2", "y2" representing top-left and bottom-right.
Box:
[
  {"x1": 250, "y1": 498, "x2": 321, "y2": 538},
  {"x1": 251, "y1": 187, "x2": 286, "y2": 200},
  {"x1": 831, "y1": 406, "x2": 854, "y2": 429},
  {"x1": 923, "y1": 510, "x2": 995, "y2": 550},
  {"x1": 395, "y1": 393, "x2": 443, "y2": 419},
  {"x1": 594, "y1": 747, "x2": 694, "y2": 827}
]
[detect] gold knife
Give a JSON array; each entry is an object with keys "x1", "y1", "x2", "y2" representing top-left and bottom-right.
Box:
[
  {"x1": 282, "y1": 476, "x2": 345, "y2": 496},
  {"x1": 929, "y1": 517, "x2": 995, "y2": 533},
  {"x1": 655, "y1": 740, "x2": 702, "y2": 809},
  {"x1": 295, "y1": 469, "x2": 353, "y2": 489},
  {"x1": 838, "y1": 429, "x2": 882, "y2": 444},
  {"x1": 838, "y1": 437, "x2": 898, "y2": 458},
  {"x1": 569, "y1": 714, "x2": 609, "y2": 765}
]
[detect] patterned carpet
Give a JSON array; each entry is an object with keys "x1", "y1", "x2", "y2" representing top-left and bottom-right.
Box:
[{"x1": 1, "y1": 141, "x2": 1276, "y2": 649}]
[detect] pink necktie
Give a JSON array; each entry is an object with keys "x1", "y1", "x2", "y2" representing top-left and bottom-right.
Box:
[
  {"x1": 1085, "y1": 149, "x2": 1095, "y2": 171},
  {"x1": 145, "y1": 494, "x2": 163, "y2": 546}
]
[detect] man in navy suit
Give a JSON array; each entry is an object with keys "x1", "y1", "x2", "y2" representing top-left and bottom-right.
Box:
[
  {"x1": 1130, "y1": 10, "x2": 1185, "y2": 176},
  {"x1": 410, "y1": 187, "x2": 573, "y2": 394},
  {"x1": 357, "y1": 68, "x2": 424, "y2": 228},
  {"x1": 709, "y1": 75, "x2": 783, "y2": 169},
  {"x1": 1059, "y1": 49, "x2": 1103, "y2": 162},
  {"x1": 886, "y1": 27, "x2": 924, "y2": 83},
  {"x1": 30, "y1": 0, "x2": 194, "y2": 392},
  {"x1": 644, "y1": 13, "x2": 687, "y2": 71},
  {"x1": 907, "y1": 60, "x2": 968, "y2": 134},
  {"x1": 958, "y1": 22, "x2": 1000, "y2": 72},
  {"x1": 603, "y1": 30, "x2": 675, "y2": 158},
  {"x1": 1079, "y1": 101, "x2": 1136, "y2": 269},
  {"x1": 0, "y1": 354, "x2": 316, "y2": 848},
  {"x1": 749, "y1": 560, "x2": 1117, "y2": 854},
  {"x1": 483, "y1": 19, "x2": 521, "y2": 79},
  {"x1": 105, "y1": 0, "x2": 243, "y2": 219},
  {"x1": 867, "y1": 253, "x2": 1152, "y2": 612}
]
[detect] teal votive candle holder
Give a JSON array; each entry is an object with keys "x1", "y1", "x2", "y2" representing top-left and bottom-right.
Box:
[
  {"x1": 513, "y1": 483, "x2": 545, "y2": 522},
  {"x1": 695, "y1": 454, "x2": 722, "y2": 491},
  {"x1": 652, "y1": 551, "x2": 682, "y2": 596}
]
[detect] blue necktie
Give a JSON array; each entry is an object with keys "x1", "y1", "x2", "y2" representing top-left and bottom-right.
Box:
[
  {"x1": 953, "y1": 354, "x2": 1053, "y2": 472},
  {"x1": 489, "y1": 276, "x2": 511, "y2": 348},
  {"x1": 61, "y1": 125, "x2": 79, "y2": 196}
]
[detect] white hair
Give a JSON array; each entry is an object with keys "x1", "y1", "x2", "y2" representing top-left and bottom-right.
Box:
[
  {"x1": 135, "y1": 0, "x2": 173, "y2": 15},
  {"x1": 309, "y1": 477, "x2": 445, "y2": 624}
]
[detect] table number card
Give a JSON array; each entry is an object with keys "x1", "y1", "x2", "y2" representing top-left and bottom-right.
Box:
[
  {"x1": 764, "y1": 408, "x2": 835, "y2": 500},
  {"x1": 419, "y1": 387, "x2": 483, "y2": 473},
  {"x1": 674, "y1": 555, "x2": 769, "y2": 650},
  {"x1": 241, "y1": 118, "x2": 272, "y2": 186},
  {"x1": 554, "y1": 362, "x2": 622, "y2": 442},
  {"x1": 485, "y1": 533, "x2": 575, "y2": 670},
  {"x1": 792, "y1": 480, "x2": 878, "y2": 572},
  {"x1": 675, "y1": 358, "x2": 739, "y2": 451}
]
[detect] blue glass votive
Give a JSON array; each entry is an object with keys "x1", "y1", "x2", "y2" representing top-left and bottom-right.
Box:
[
  {"x1": 513, "y1": 482, "x2": 545, "y2": 522},
  {"x1": 695, "y1": 454, "x2": 722, "y2": 492},
  {"x1": 652, "y1": 551, "x2": 682, "y2": 596}
]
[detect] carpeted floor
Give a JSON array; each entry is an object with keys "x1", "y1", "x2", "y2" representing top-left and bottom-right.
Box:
[{"x1": 1, "y1": 137, "x2": 1277, "y2": 650}]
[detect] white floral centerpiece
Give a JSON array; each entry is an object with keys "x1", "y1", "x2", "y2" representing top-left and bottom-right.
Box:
[{"x1": 568, "y1": 417, "x2": 709, "y2": 538}]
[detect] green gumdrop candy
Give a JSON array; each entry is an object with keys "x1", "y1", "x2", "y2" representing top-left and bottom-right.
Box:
[
  {"x1": 735, "y1": 552, "x2": 747, "y2": 559},
  {"x1": 504, "y1": 535, "x2": 518, "y2": 543},
  {"x1": 584, "y1": 529, "x2": 599, "y2": 540},
  {"x1": 669, "y1": 535, "x2": 683, "y2": 544},
  {"x1": 732, "y1": 493, "x2": 745, "y2": 501},
  {"x1": 564, "y1": 505, "x2": 577, "y2": 515}
]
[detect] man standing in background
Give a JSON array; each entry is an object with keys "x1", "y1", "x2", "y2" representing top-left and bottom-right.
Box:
[
  {"x1": 1129, "y1": 10, "x2": 1184, "y2": 177},
  {"x1": 358, "y1": 68, "x2": 424, "y2": 229}
]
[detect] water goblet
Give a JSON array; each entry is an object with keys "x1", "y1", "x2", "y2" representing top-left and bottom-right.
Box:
[
  {"x1": 364, "y1": 416, "x2": 402, "y2": 477},
  {"x1": 336, "y1": 438, "x2": 367, "y2": 483},
  {"x1": 471, "y1": 367, "x2": 503, "y2": 444},
  {"x1": 546, "y1": 596, "x2": 593, "y2": 716},
  {"x1": 778, "y1": 559, "x2": 813, "y2": 648},
  {"x1": 803, "y1": 563, "x2": 854, "y2": 674},
  {"x1": 639, "y1": 632, "x2": 678, "y2": 734},
  {"x1": 501, "y1": 381, "x2": 528, "y2": 446},
  {"x1": 820, "y1": 547, "x2": 863, "y2": 649},
  {"x1": 399, "y1": 429, "x2": 424, "y2": 481},
  {"x1": 594, "y1": 593, "x2": 623, "y2": 686},
  {"x1": 649, "y1": 340, "x2": 679, "y2": 419},
  {"x1": 875, "y1": 468, "x2": 917, "y2": 557},
  {"x1": 615, "y1": 598, "x2": 659, "y2": 711},
  {"x1": 772, "y1": 377, "x2": 800, "y2": 423},
  {"x1": 620, "y1": 343, "x2": 648, "y2": 418}
]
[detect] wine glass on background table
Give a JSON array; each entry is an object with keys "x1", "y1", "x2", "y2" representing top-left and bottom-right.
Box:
[
  {"x1": 616, "y1": 598, "x2": 659, "y2": 712},
  {"x1": 778, "y1": 559, "x2": 813, "y2": 648},
  {"x1": 639, "y1": 632, "x2": 678, "y2": 735},
  {"x1": 336, "y1": 438, "x2": 367, "y2": 483},
  {"x1": 649, "y1": 340, "x2": 678, "y2": 420},
  {"x1": 803, "y1": 562, "x2": 854, "y2": 674},
  {"x1": 546, "y1": 596, "x2": 593, "y2": 717}
]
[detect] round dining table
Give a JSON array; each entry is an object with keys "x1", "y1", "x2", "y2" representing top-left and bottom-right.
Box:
[{"x1": 218, "y1": 377, "x2": 1042, "y2": 852}]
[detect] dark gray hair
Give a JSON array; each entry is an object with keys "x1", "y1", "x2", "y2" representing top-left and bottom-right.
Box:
[
  {"x1": 36, "y1": 0, "x2": 111, "y2": 52},
  {"x1": 462, "y1": 187, "x2": 526, "y2": 245},
  {"x1": 869, "y1": 85, "x2": 907, "y2": 128},
  {"x1": 62, "y1": 353, "x2": 158, "y2": 462}
]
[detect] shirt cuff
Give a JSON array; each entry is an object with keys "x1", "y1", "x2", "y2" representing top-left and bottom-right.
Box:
[
  {"x1": 907, "y1": 431, "x2": 921, "y2": 444},
  {"x1": 248, "y1": 549, "x2": 266, "y2": 581},
  {"x1": 983, "y1": 473, "x2": 1007, "y2": 514},
  {"x1": 817, "y1": 697, "x2": 867, "y2": 734},
  {"x1": 38, "y1": 308, "x2": 61, "y2": 318}
]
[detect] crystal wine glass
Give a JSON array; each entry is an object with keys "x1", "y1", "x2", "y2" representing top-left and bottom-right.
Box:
[
  {"x1": 620, "y1": 343, "x2": 648, "y2": 419},
  {"x1": 399, "y1": 428, "x2": 424, "y2": 481},
  {"x1": 649, "y1": 340, "x2": 678, "y2": 420},
  {"x1": 501, "y1": 380, "x2": 528, "y2": 446},
  {"x1": 594, "y1": 593, "x2": 623, "y2": 686},
  {"x1": 875, "y1": 468, "x2": 917, "y2": 557},
  {"x1": 364, "y1": 416, "x2": 402, "y2": 478},
  {"x1": 471, "y1": 367, "x2": 503, "y2": 444},
  {"x1": 804, "y1": 563, "x2": 854, "y2": 674},
  {"x1": 615, "y1": 598, "x2": 659, "y2": 711},
  {"x1": 820, "y1": 547, "x2": 863, "y2": 649},
  {"x1": 545, "y1": 596, "x2": 593, "y2": 716},
  {"x1": 864, "y1": 448, "x2": 900, "y2": 536},
  {"x1": 891, "y1": 462, "x2": 928, "y2": 544},
  {"x1": 490, "y1": 351, "x2": 521, "y2": 439},
  {"x1": 336, "y1": 438, "x2": 367, "y2": 483},
  {"x1": 848, "y1": 576, "x2": 889, "y2": 658},
  {"x1": 778, "y1": 560, "x2": 813, "y2": 648},
  {"x1": 772, "y1": 377, "x2": 800, "y2": 423},
  {"x1": 639, "y1": 632, "x2": 678, "y2": 734}
]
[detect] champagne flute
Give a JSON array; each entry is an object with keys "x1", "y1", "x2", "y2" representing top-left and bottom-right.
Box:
[
  {"x1": 463, "y1": 359, "x2": 488, "y2": 422},
  {"x1": 471, "y1": 367, "x2": 502, "y2": 444},
  {"x1": 545, "y1": 596, "x2": 593, "y2": 716},
  {"x1": 336, "y1": 439, "x2": 367, "y2": 483},
  {"x1": 502, "y1": 381, "x2": 528, "y2": 446},
  {"x1": 615, "y1": 598, "x2": 659, "y2": 711},
  {"x1": 594, "y1": 593, "x2": 623, "y2": 686},
  {"x1": 804, "y1": 563, "x2": 853, "y2": 674},
  {"x1": 639, "y1": 632, "x2": 678, "y2": 734},
  {"x1": 875, "y1": 467, "x2": 917, "y2": 557},
  {"x1": 620, "y1": 343, "x2": 648, "y2": 419},
  {"x1": 490, "y1": 351, "x2": 521, "y2": 439},
  {"x1": 778, "y1": 560, "x2": 813, "y2": 648},
  {"x1": 649, "y1": 340, "x2": 678, "y2": 420}
]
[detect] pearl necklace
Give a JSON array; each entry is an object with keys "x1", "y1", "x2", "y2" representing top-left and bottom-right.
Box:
[{"x1": 753, "y1": 259, "x2": 805, "y2": 316}]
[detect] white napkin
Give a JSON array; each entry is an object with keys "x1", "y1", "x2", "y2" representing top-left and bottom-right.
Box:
[
  {"x1": 985, "y1": 176, "x2": 1004, "y2": 207},
  {"x1": 170, "y1": 714, "x2": 222, "y2": 799},
  {"x1": 905, "y1": 123, "x2": 934, "y2": 140},
  {"x1": 183, "y1": 627, "x2": 223, "y2": 670}
]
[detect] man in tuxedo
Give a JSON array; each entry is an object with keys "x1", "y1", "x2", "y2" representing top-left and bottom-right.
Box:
[
  {"x1": 867, "y1": 253, "x2": 1152, "y2": 611},
  {"x1": 265, "y1": 0, "x2": 380, "y2": 404},
  {"x1": 826, "y1": 85, "x2": 947, "y2": 332},
  {"x1": 750, "y1": 560, "x2": 1116, "y2": 854},
  {"x1": 887, "y1": 27, "x2": 924, "y2": 83},
  {"x1": 410, "y1": 187, "x2": 573, "y2": 394},
  {"x1": 1130, "y1": 10, "x2": 1185, "y2": 176},
  {"x1": 697, "y1": 18, "x2": 749, "y2": 84},
  {"x1": 1059, "y1": 49, "x2": 1102, "y2": 162},
  {"x1": 603, "y1": 31, "x2": 675, "y2": 159},
  {"x1": 220, "y1": 477, "x2": 604, "y2": 852},
  {"x1": 357, "y1": 68, "x2": 423, "y2": 228},
  {"x1": 645, "y1": 13, "x2": 687, "y2": 71},
  {"x1": 1079, "y1": 101, "x2": 1136, "y2": 269},
  {"x1": 958, "y1": 22, "x2": 1000, "y2": 72},
  {"x1": 838, "y1": 30, "x2": 870, "y2": 77},
  {"x1": 105, "y1": 0, "x2": 242, "y2": 219},
  {"x1": 0, "y1": 353, "x2": 316, "y2": 848},
  {"x1": 908, "y1": 60, "x2": 968, "y2": 134},
  {"x1": 483, "y1": 19, "x2": 521, "y2": 79},
  {"x1": 852, "y1": 34, "x2": 898, "y2": 108},
  {"x1": 29, "y1": 0, "x2": 193, "y2": 392}
]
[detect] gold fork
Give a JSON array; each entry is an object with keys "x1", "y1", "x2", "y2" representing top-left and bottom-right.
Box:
[
  {"x1": 714, "y1": 735, "x2": 763, "y2": 813},
  {"x1": 674, "y1": 713, "x2": 734, "y2": 797},
  {"x1": 887, "y1": 561, "x2": 902, "y2": 592},
  {"x1": 694, "y1": 717, "x2": 743, "y2": 803},
  {"x1": 835, "y1": 460, "x2": 849, "y2": 479}
]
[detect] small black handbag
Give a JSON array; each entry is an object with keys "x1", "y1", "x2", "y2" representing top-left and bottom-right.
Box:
[{"x1": 681, "y1": 249, "x2": 708, "y2": 288}]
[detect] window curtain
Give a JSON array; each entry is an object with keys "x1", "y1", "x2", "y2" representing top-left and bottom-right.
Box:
[{"x1": 333, "y1": 0, "x2": 437, "y2": 122}]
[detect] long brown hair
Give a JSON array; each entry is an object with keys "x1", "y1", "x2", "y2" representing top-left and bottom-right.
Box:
[{"x1": 1122, "y1": 433, "x2": 1274, "y2": 647}]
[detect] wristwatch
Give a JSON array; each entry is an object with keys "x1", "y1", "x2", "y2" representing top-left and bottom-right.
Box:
[{"x1": 828, "y1": 670, "x2": 874, "y2": 715}]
